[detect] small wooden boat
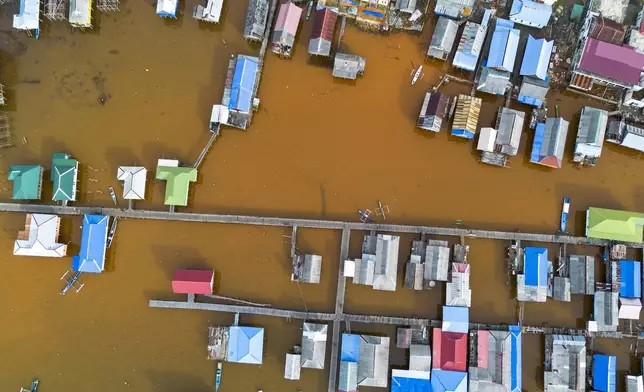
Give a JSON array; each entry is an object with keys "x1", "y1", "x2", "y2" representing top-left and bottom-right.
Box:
[
  {"x1": 30, "y1": 380, "x2": 39, "y2": 392},
  {"x1": 106, "y1": 217, "x2": 118, "y2": 248},
  {"x1": 306, "y1": 0, "x2": 313, "y2": 20},
  {"x1": 411, "y1": 65, "x2": 423, "y2": 85},
  {"x1": 560, "y1": 197, "x2": 570, "y2": 233},
  {"x1": 108, "y1": 186, "x2": 118, "y2": 205},
  {"x1": 215, "y1": 362, "x2": 222, "y2": 391}
]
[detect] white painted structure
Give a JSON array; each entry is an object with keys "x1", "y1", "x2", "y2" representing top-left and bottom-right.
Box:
[
  {"x1": 117, "y1": 166, "x2": 147, "y2": 200},
  {"x1": 14, "y1": 214, "x2": 67, "y2": 257},
  {"x1": 14, "y1": 0, "x2": 40, "y2": 32}
]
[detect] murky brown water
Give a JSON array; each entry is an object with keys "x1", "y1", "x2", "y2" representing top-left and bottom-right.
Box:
[{"x1": 0, "y1": 1, "x2": 643, "y2": 391}]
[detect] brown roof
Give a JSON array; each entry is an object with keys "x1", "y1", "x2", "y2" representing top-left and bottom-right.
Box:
[
  {"x1": 310, "y1": 8, "x2": 337, "y2": 41},
  {"x1": 589, "y1": 16, "x2": 626, "y2": 45},
  {"x1": 424, "y1": 92, "x2": 449, "y2": 117}
]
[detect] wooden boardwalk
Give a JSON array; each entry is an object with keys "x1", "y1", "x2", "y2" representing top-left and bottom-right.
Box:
[
  {"x1": 148, "y1": 298, "x2": 644, "y2": 340},
  {"x1": 0, "y1": 202, "x2": 639, "y2": 248},
  {"x1": 328, "y1": 228, "x2": 351, "y2": 392}
]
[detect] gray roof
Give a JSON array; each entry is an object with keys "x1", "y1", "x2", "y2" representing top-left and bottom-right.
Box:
[
  {"x1": 357, "y1": 335, "x2": 390, "y2": 387},
  {"x1": 540, "y1": 117, "x2": 569, "y2": 165},
  {"x1": 517, "y1": 274, "x2": 547, "y2": 302},
  {"x1": 409, "y1": 344, "x2": 431, "y2": 372},
  {"x1": 395, "y1": 0, "x2": 418, "y2": 13},
  {"x1": 594, "y1": 291, "x2": 618, "y2": 331},
  {"x1": 428, "y1": 17, "x2": 458, "y2": 60},
  {"x1": 552, "y1": 276, "x2": 571, "y2": 302},
  {"x1": 424, "y1": 240, "x2": 450, "y2": 283},
  {"x1": 333, "y1": 53, "x2": 366, "y2": 80},
  {"x1": 469, "y1": 330, "x2": 513, "y2": 391},
  {"x1": 577, "y1": 106, "x2": 608, "y2": 146},
  {"x1": 477, "y1": 67, "x2": 511, "y2": 95},
  {"x1": 284, "y1": 353, "x2": 302, "y2": 380},
  {"x1": 519, "y1": 76, "x2": 549, "y2": 100},
  {"x1": 354, "y1": 234, "x2": 400, "y2": 291},
  {"x1": 446, "y1": 263, "x2": 472, "y2": 307},
  {"x1": 243, "y1": 0, "x2": 269, "y2": 41},
  {"x1": 405, "y1": 262, "x2": 424, "y2": 290},
  {"x1": 569, "y1": 255, "x2": 595, "y2": 295},
  {"x1": 496, "y1": 107, "x2": 525, "y2": 156},
  {"x1": 292, "y1": 254, "x2": 322, "y2": 283},
  {"x1": 301, "y1": 322, "x2": 328, "y2": 369},
  {"x1": 544, "y1": 335, "x2": 587, "y2": 392}
]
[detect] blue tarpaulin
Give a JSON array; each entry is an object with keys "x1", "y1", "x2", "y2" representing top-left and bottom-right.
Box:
[
  {"x1": 520, "y1": 36, "x2": 553, "y2": 80},
  {"x1": 593, "y1": 354, "x2": 616, "y2": 392},
  {"x1": 431, "y1": 370, "x2": 467, "y2": 392},
  {"x1": 229, "y1": 56, "x2": 259, "y2": 113},
  {"x1": 517, "y1": 94, "x2": 543, "y2": 107},
  {"x1": 227, "y1": 326, "x2": 264, "y2": 364},
  {"x1": 619, "y1": 260, "x2": 642, "y2": 298},
  {"x1": 341, "y1": 333, "x2": 360, "y2": 362},
  {"x1": 530, "y1": 123, "x2": 546, "y2": 164},
  {"x1": 524, "y1": 247, "x2": 547, "y2": 287},
  {"x1": 72, "y1": 214, "x2": 109, "y2": 274},
  {"x1": 391, "y1": 370, "x2": 431, "y2": 392},
  {"x1": 509, "y1": 325, "x2": 522, "y2": 392}
]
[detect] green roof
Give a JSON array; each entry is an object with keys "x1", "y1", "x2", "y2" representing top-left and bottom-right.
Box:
[
  {"x1": 156, "y1": 165, "x2": 198, "y2": 206},
  {"x1": 8, "y1": 165, "x2": 43, "y2": 200},
  {"x1": 586, "y1": 207, "x2": 644, "y2": 243},
  {"x1": 51, "y1": 153, "x2": 79, "y2": 201}
]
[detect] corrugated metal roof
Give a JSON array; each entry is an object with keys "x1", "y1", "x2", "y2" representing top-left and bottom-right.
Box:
[
  {"x1": 428, "y1": 17, "x2": 458, "y2": 60},
  {"x1": 333, "y1": 53, "x2": 366, "y2": 80},
  {"x1": 13, "y1": 0, "x2": 40, "y2": 30},
  {"x1": 594, "y1": 290, "x2": 619, "y2": 331},
  {"x1": 302, "y1": 322, "x2": 328, "y2": 369},
  {"x1": 569, "y1": 255, "x2": 595, "y2": 295},
  {"x1": 518, "y1": 76, "x2": 548, "y2": 107},
  {"x1": 496, "y1": 107, "x2": 525, "y2": 155},
  {"x1": 575, "y1": 106, "x2": 608, "y2": 159},
  {"x1": 586, "y1": 207, "x2": 644, "y2": 243},
  {"x1": 172, "y1": 269, "x2": 214, "y2": 294},
  {"x1": 589, "y1": 16, "x2": 626, "y2": 45},
  {"x1": 487, "y1": 19, "x2": 520, "y2": 72},
  {"x1": 418, "y1": 92, "x2": 449, "y2": 132},
  {"x1": 469, "y1": 327, "x2": 522, "y2": 392},
  {"x1": 626, "y1": 375, "x2": 644, "y2": 392},
  {"x1": 229, "y1": 56, "x2": 259, "y2": 113},
  {"x1": 424, "y1": 241, "x2": 450, "y2": 281},
  {"x1": 524, "y1": 247, "x2": 548, "y2": 287},
  {"x1": 227, "y1": 326, "x2": 264, "y2": 364},
  {"x1": 284, "y1": 353, "x2": 301, "y2": 380},
  {"x1": 593, "y1": 354, "x2": 616, "y2": 392},
  {"x1": 72, "y1": 214, "x2": 108, "y2": 274},
  {"x1": 431, "y1": 369, "x2": 468, "y2": 392},
  {"x1": 373, "y1": 234, "x2": 400, "y2": 291},
  {"x1": 619, "y1": 260, "x2": 642, "y2": 298},
  {"x1": 530, "y1": 117, "x2": 569, "y2": 168},
  {"x1": 341, "y1": 333, "x2": 361, "y2": 362},
  {"x1": 453, "y1": 21, "x2": 486, "y2": 71},
  {"x1": 243, "y1": 0, "x2": 270, "y2": 40},
  {"x1": 410, "y1": 344, "x2": 432, "y2": 372},
  {"x1": 433, "y1": 329, "x2": 467, "y2": 372},
  {"x1": 442, "y1": 306, "x2": 469, "y2": 333},
  {"x1": 509, "y1": 0, "x2": 552, "y2": 28},
  {"x1": 477, "y1": 67, "x2": 510, "y2": 95},
  {"x1": 391, "y1": 369, "x2": 431, "y2": 392},
  {"x1": 545, "y1": 335, "x2": 586, "y2": 391},
  {"x1": 13, "y1": 214, "x2": 66, "y2": 258},
  {"x1": 578, "y1": 38, "x2": 644, "y2": 87},
  {"x1": 619, "y1": 297, "x2": 642, "y2": 319},
  {"x1": 477, "y1": 127, "x2": 497, "y2": 152},
  {"x1": 552, "y1": 276, "x2": 571, "y2": 301},
  {"x1": 446, "y1": 263, "x2": 472, "y2": 307},
  {"x1": 434, "y1": 0, "x2": 475, "y2": 18},
  {"x1": 520, "y1": 36, "x2": 553, "y2": 80},
  {"x1": 274, "y1": 1, "x2": 301, "y2": 33},
  {"x1": 309, "y1": 8, "x2": 337, "y2": 55},
  {"x1": 339, "y1": 360, "x2": 358, "y2": 392},
  {"x1": 357, "y1": 335, "x2": 390, "y2": 387}
]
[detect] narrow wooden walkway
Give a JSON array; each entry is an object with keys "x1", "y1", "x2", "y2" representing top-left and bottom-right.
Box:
[
  {"x1": 148, "y1": 298, "x2": 643, "y2": 340},
  {"x1": 328, "y1": 228, "x2": 351, "y2": 392},
  {"x1": 0, "y1": 203, "x2": 639, "y2": 248}
]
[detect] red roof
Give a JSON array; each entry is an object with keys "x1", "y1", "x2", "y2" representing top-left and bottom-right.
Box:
[
  {"x1": 477, "y1": 330, "x2": 489, "y2": 368},
  {"x1": 589, "y1": 16, "x2": 625, "y2": 45},
  {"x1": 432, "y1": 329, "x2": 467, "y2": 372},
  {"x1": 172, "y1": 269, "x2": 214, "y2": 294},
  {"x1": 578, "y1": 38, "x2": 644, "y2": 86},
  {"x1": 311, "y1": 8, "x2": 337, "y2": 41}
]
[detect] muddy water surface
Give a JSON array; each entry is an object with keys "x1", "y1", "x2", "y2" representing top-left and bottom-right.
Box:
[{"x1": 0, "y1": 1, "x2": 642, "y2": 391}]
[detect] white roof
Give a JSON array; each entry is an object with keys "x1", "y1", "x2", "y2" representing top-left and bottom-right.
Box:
[
  {"x1": 14, "y1": 214, "x2": 67, "y2": 257},
  {"x1": 210, "y1": 104, "x2": 230, "y2": 125},
  {"x1": 477, "y1": 127, "x2": 497, "y2": 152},
  {"x1": 158, "y1": 158, "x2": 179, "y2": 167},
  {"x1": 13, "y1": 0, "x2": 40, "y2": 31},
  {"x1": 157, "y1": 0, "x2": 178, "y2": 15},
  {"x1": 117, "y1": 166, "x2": 147, "y2": 200},
  {"x1": 622, "y1": 131, "x2": 644, "y2": 152},
  {"x1": 619, "y1": 297, "x2": 642, "y2": 320},
  {"x1": 68, "y1": 0, "x2": 92, "y2": 26},
  {"x1": 194, "y1": 0, "x2": 224, "y2": 22}
]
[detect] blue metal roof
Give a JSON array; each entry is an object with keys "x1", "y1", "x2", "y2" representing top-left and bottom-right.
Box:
[
  {"x1": 442, "y1": 306, "x2": 469, "y2": 333},
  {"x1": 229, "y1": 56, "x2": 259, "y2": 113},
  {"x1": 530, "y1": 123, "x2": 546, "y2": 164},
  {"x1": 509, "y1": 325, "x2": 522, "y2": 392},
  {"x1": 392, "y1": 372, "x2": 431, "y2": 392},
  {"x1": 341, "y1": 333, "x2": 360, "y2": 362},
  {"x1": 227, "y1": 326, "x2": 264, "y2": 364},
  {"x1": 510, "y1": 0, "x2": 552, "y2": 28},
  {"x1": 524, "y1": 247, "x2": 548, "y2": 287},
  {"x1": 451, "y1": 129, "x2": 475, "y2": 139},
  {"x1": 430, "y1": 370, "x2": 467, "y2": 392},
  {"x1": 72, "y1": 214, "x2": 108, "y2": 274},
  {"x1": 619, "y1": 260, "x2": 642, "y2": 298},
  {"x1": 487, "y1": 19, "x2": 520, "y2": 72},
  {"x1": 520, "y1": 36, "x2": 553, "y2": 80},
  {"x1": 517, "y1": 94, "x2": 543, "y2": 107},
  {"x1": 593, "y1": 354, "x2": 616, "y2": 392}
]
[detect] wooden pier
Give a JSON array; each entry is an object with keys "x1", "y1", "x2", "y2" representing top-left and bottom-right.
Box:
[
  {"x1": 328, "y1": 228, "x2": 350, "y2": 392},
  {"x1": 0, "y1": 202, "x2": 639, "y2": 248},
  {"x1": 194, "y1": 125, "x2": 220, "y2": 169}
]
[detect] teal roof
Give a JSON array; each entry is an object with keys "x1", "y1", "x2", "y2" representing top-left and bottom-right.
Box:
[
  {"x1": 51, "y1": 153, "x2": 79, "y2": 201},
  {"x1": 8, "y1": 164, "x2": 42, "y2": 200}
]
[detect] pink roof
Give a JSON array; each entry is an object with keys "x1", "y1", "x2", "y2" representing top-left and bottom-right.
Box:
[
  {"x1": 578, "y1": 38, "x2": 644, "y2": 85},
  {"x1": 275, "y1": 1, "x2": 302, "y2": 34},
  {"x1": 452, "y1": 262, "x2": 470, "y2": 273},
  {"x1": 172, "y1": 269, "x2": 214, "y2": 294},
  {"x1": 432, "y1": 329, "x2": 467, "y2": 372},
  {"x1": 477, "y1": 330, "x2": 489, "y2": 368}
]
